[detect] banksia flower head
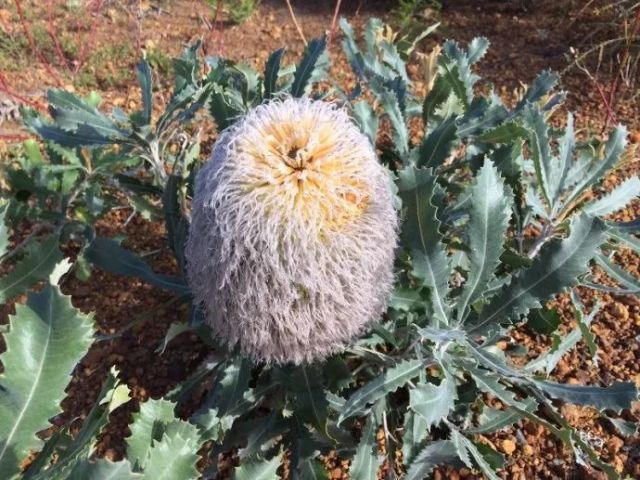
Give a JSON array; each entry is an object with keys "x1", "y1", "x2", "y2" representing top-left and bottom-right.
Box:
[{"x1": 186, "y1": 97, "x2": 398, "y2": 364}]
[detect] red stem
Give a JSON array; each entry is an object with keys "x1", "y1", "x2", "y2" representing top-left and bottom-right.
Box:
[
  {"x1": 13, "y1": 0, "x2": 65, "y2": 87},
  {"x1": 46, "y1": 0, "x2": 71, "y2": 71},
  {"x1": 0, "y1": 72, "x2": 45, "y2": 110},
  {"x1": 327, "y1": 0, "x2": 343, "y2": 50},
  {"x1": 72, "y1": 0, "x2": 105, "y2": 75}
]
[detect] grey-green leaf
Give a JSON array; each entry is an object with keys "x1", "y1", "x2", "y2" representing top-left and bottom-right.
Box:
[
  {"x1": 458, "y1": 159, "x2": 511, "y2": 321},
  {"x1": 523, "y1": 104, "x2": 552, "y2": 206},
  {"x1": 564, "y1": 125, "x2": 628, "y2": 208},
  {"x1": 142, "y1": 425, "x2": 202, "y2": 480},
  {"x1": 469, "y1": 215, "x2": 607, "y2": 334},
  {"x1": 136, "y1": 60, "x2": 153, "y2": 125},
  {"x1": 398, "y1": 167, "x2": 450, "y2": 327},
  {"x1": 414, "y1": 115, "x2": 457, "y2": 168},
  {"x1": 67, "y1": 459, "x2": 142, "y2": 480},
  {"x1": 451, "y1": 429, "x2": 501, "y2": 480},
  {"x1": 197, "y1": 358, "x2": 252, "y2": 420},
  {"x1": 584, "y1": 176, "x2": 640, "y2": 217},
  {"x1": 410, "y1": 373, "x2": 457, "y2": 429},
  {"x1": 405, "y1": 440, "x2": 460, "y2": 480},
  {"x1": 536, "y1": 381, "x2": 638, "y2": 412},
  {"x1": 126, "y1": 398, "x2": 177, "y2": 470},
  {"x1": 232, "y1": 454, "x2": 281, "y2": 480},
  {"x1": 0, "y1": 285, "x2": 94, "y2": 478},
  {"x1": 350, "y1": 416, "x2": 384, "y2": 480},
  {"x1": 263, "y1": 48, "x2": 285, "y2": 100},
  {"x1": 85, "y1": 237, "x2": 189, "y2": 296},
  {"x1": 283, "y1": 365, "x2": 328, "y2": 432},
  {"x1": 477, "y1": 122, "x2": 528, "y2": 144},
  {"x1": 291, "y1": 36, "x2": 327, "y2": 97},
  {"x1": 351, "y1": 101, "x2": 378, "y2": 145},
  {"x1": 0, "y1": 235, "x2": 62, "y2": 303},
  {"x1": 338, "y1": 360, "x2": 423, "y2": 424},
  {"x1": 0, "y1": 201, "x2": 8, "y2": 257}
]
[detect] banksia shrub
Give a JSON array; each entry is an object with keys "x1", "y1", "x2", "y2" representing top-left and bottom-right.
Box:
[{"x1": 186, "y1": 97, "x2": 398, "y2": 364}]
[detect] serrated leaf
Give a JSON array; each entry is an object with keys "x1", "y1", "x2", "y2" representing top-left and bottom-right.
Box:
[
  {"x1": 350, "y1": 416, "x2": 384, "y2": 480},
  {"x1": 143, "y1": 426, "x2": 201, "y2": 480},
  {"x1": 477, "y1": 122, "x2": 528, "y2": 144},
  {"x1": 550, "y1": 113, "x2": 575, "y2": 205},
  {"x1": 607, "y1": 225, "x2": 640, "y2": 252},
  {"x1": 351, "y1": 101, "x2": 378, "y2": 145},
  {"x1": 126, "y1": 398, "x2": 177, "y2": 470},
  {"x1": 525, "y1": 298, "x2": 600, "y2": 374},
  {"x1": 605, "y1": 416, "x2": 638, "y2": 437},
  {"x1": 377, "y1": 87, "x2": 409, "y2": 157},
  {"x1": 467, "y1": 367, "x2": 518, "y2": 405},
  {"x1": 263, "y1": 48, "x2": 285, "y2": 99},
  {"x1": 527, "y1": 307, "x2": 561, "y2": 335},
  {"x1": 209, "y1": 85, "x2": 244, "y2": 130},
  {"x1": 389, "y1": 288, "x2": 421, "y2": 311},
  {"x1": 136, "y1": 60, "x2": 153, "y2": 125},
  {"x1": 465, "y1": 402, "x2": 532, "y2": 434},
  {"x1": 34, "y1": 368, "x2": 131, "y2": 479},
  {"x1": 584, "y1": 176, "x2": 640, "y2": 217},
  {"x1": 595, "y1": 254, "x2": 640, "y2": 293},
  {"x1": 198, "y1": 358, "x2": 252, "y2": 420},
  {"x1": 410, "y1": 373, "x2": 457, "y2": 429},
  {"x1": 405, "y1": 440, "x2": 460, "y2": 480},
  {"x1": 85, "y1": 237, "x2": 189, "y2": 295},
  {"x1": 238, "y1": 413, "x2": 289, "y2": 459},
  {"x1": 414, "y1": 115, "x2": 457, "y2": 168},
  {"x1": 401, "y1": 411, "x2": 429, "y2": 465},
  {"x1": 456, "y1": 94, "x2": 508, "y2": 138},
  {"x1": 467, "y1": 37, "x2": 490, "y2": 64},
  {"x1": 564, "y1": 125, "x2": 628, "y2": 208},
  {"x1": 47, "y1": 90, "x2": 129, "y2": 141},
  {"x1": 536, "y1": 381, "x2": 638, "y2": 412},
  {"x1": 450, "y1": 429, "x2": 500, "y2": 480},
  {"x1": 571, "y1": 292, "x2": 599, "y2": 362},
  {"x1": 67, "y1": 459, "x2": 142, "y2": 480},
  {"x1": 24, "y1": 113, "x2": 118, "y2": 147},
  {"x1": 282, "y1": 365, "x2": 328, "y2": 432},
  {"x1": 163, "y1": 175, "x2": 189, "y2": 271},
  {"x1": 338, "y1": 360, "x2": 423, "y2": 424},
  {"x1": 514, "y1": 70, "x2": 559, "y2": 113},
  {"x1": 422, "y1": 75, "x2": 450, "y2": 122},
  {"x1": 398, "y1": 167, "x2": 450, "y2": 327},
  {"x1": 0, "y1": 235, "x2": 62, "y2": 303},
  {"x1": 232, "y1": 454, "x2": 281, "y2": 480},
  {"x1": 291, "y1": 36, "x2": 327, "y2": 97},
  {"x1": 469, "y1": 215, "x2": 607, "y2": 334},
  {"x1": 156, "y1": 322, "x2": 191, "y2": 354},
  {"x1": 0, "y1": 201, "x2": 8, "y2": 257},
  {"x1": 0, "y1": 285, "x2": 94, "y2": 478},
  {"x1": 297, "y1": 458, "x2": 328, "y2": 480},
  {"x1": 458, "y1": 159, "x2": 511, "y2": 321},
  {"x1": 523, "y1": 104, "x2": 552, "y2": 206}
]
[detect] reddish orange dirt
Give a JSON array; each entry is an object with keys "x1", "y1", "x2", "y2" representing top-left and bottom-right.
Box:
[{"x1": 1, "y1": 1, "x2": 639, "y2": 479}]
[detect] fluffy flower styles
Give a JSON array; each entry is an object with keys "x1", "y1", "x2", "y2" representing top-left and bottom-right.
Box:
[{"x1": 186, "y1": 97, "x2": 397, "y2": 364}]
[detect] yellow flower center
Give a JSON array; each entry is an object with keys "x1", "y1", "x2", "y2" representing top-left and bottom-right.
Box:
[{"x1": 236, "y1": 115, "x2": 370, "y2": 231}]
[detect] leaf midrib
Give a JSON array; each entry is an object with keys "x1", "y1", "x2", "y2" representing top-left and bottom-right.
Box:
[
  {"x1": 0, "y1": 291, "x2": 53, "y2": 466},
  {"x1": 458, "y1": 174, "x2": 492, "y2": 321},
  {"x1": 0, "y1": 240, "x2": 57, "y2": 299},
  {"x1": 470, "y1": 225, "x2": 595, "y2": 333},
  {"x1": 413, "y1": 186, "x2": 448, "y2": 324},
  {"x1": 341, "y1": 361, "x2": 421, "y2": 420}
]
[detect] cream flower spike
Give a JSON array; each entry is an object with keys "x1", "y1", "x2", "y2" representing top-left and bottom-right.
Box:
[{"x1": 186, "y1": 97, "x2": 398, "y2": 364}]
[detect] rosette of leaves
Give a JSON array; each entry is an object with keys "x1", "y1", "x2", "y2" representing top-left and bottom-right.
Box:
[{"x1": 1, "y1": 17, "x2": 638, "y2": 480}]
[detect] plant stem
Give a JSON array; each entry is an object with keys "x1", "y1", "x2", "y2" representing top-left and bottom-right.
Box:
[
  {"x1": 0, "y1": 224, "x2": 53, "y2": 262},
  {"x1": 527, "y1": 223, "x2": 554, "y2": 259}
]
